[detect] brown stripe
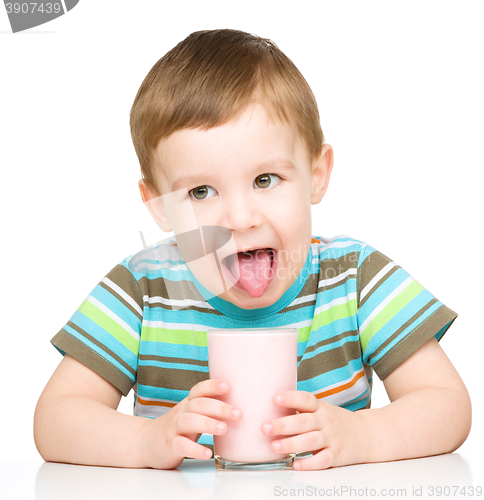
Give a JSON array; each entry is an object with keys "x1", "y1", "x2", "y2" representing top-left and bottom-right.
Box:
[
  {"x1": 358, "y1": 251, "x2": 396, "y2": 306},
  {"x1": 303, "y1": 329, "x2": 359, "y2": 355},
  {"x1": 65, "y1": 321, "x2": 137, "y2": 377},
  {"x1": 280, "y1": 254, "x2": 359, "y2": 314},
  {"x1": 137, "y1": 275, "x2": 224, "y2": 315},
  {"x1": 373, "y1": 305, "x2": 458, "y2": 380},
  {"x1": 277, "y1": 252, "x2": 356, "y2": 309},
  {"x1": 289, "y1": 274, "x2": 319, "y2": 303},
  {"x1": 105, "y1": 264, "x2": 144, "y2": 314},
  {"x1": 137, "y1": 365, "x2": 209, "y2": 392},
  {"x1": 51, "y1": 329, "x2": 134, "y2": 396},
  {"x1": 297, "y1": 339, "x2": 362, "y2": 382},
  {"x1": 283, "y1": 297, "x2": 317, "y2": 316},
  {"x1": 359, "y1": 266, "x2": 400, "y2": 310},
  {"x1": 98, "y1": 282, "x2": 143, "y2": 322},
  {"x1": 318, "y1": 271, "x2": 357, "y2": 295}
]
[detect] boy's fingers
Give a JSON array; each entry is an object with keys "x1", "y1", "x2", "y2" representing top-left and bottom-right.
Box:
[
  {"x1": 177, "y1": 412, "x2": 228, "y2": 436},
  {"x1": 172, "y1": 435, "x2": 213, "y2": 460},
  {"x1": 293, "y1": 448, "x2": 333, "y2": 471},
  {"x1": 262, "y1": 412, "x2": 318, "y2": 436},
  {"x1": 187, "y1": 397, "x2": 242, "y2": 421},
  {"x1": 270, "y1": 431, "x2": 325, "y2": 456},
  {"x1": 274, "y1": 391, "x2": 319, "y2": 412},
  {"x1": 187, "y1": 379, "x2": 230, "y2": 400}
]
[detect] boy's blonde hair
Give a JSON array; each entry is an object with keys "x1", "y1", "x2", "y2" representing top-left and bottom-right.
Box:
[{"x1": 130, "y1": 29, "x2": 324, "y2": 195}]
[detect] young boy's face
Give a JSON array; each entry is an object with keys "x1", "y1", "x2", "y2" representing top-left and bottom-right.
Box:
[{"x1": 140, "y1": 103, "x2": 333, "y2": 310}]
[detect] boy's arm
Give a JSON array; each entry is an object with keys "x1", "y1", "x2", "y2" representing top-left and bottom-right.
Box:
[
  {"x1": 34, "y1": 354, "x2": 241, "y2": 469},
  {"x1": 361, "y1": 336, "x2": 472, "y2": 463},
  {"x1": 34, "y1": 354, "x2": 145, "y2": 468},
  {"x1": 262, "y1": 337, "x2": 472, "y2": 470}
]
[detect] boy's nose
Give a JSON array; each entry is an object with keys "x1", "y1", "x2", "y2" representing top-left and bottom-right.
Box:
[{"x1": 222, "y1": 194, "x2": 261, "y2": 233}]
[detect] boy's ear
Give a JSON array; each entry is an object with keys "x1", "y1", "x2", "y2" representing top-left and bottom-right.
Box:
[
  {"x1": 310, "y1": 143, "x2": 334, "y2": 205},
  {"x1": 138, "y1": 179, "x2": 173, "y2": 232}
]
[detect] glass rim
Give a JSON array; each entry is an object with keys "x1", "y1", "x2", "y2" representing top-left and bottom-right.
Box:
[{"x1": 207, "y1": 327, "x2": 297, "y2": 335}]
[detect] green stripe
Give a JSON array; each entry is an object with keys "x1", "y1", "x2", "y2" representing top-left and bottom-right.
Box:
[
  {"x1": 142, "y1": 327, "x2": 311, "y2": 346},
  {"x1": 298, "y1": 325, "x2": 311, "y2": 343},
  {"x1": 360, "y1": 280, "x2": 425, "y2": 350},
  {"x1": 312, "y1": 298, "x2": 357, "y2": 331},
  {"x1": 143, "y1": 327, "x2": 208, "y2": 346},
  {"x1": 78, "y1": 301, "x2": 138, "y2": 354}
]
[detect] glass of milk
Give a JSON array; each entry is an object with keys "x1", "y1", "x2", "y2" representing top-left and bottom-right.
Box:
[{"x1": 207, "y1": 327, "x2": 298, "y2": 470}]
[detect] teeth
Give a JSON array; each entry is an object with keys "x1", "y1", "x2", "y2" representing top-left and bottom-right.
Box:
[{"x1": 223, "y1": 248, "x2": 275, "y2": 266}]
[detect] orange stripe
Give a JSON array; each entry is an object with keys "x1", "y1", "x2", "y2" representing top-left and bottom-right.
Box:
[
  {"x1": 137, "y1": 397, "x2": 176, "y2": 408},
  {"x1": 315, "y1": 370, "x2": 365, "y2": 400},
  {"x1": 311, "y1": 237, "x2": 321, "y2": 244}
]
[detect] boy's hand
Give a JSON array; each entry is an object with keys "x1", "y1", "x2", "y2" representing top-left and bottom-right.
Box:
[
  {"x1": 261, "y1": 391, "x2": 367, "y2": 471},
  {"x1": 140, "y1": 379, "x2": 242, "y2": 470}
]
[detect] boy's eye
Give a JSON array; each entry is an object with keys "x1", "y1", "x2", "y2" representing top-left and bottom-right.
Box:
[
  {"x1": 189, "y1": 185, "x2": 216, "y2": 200},
  {"x1": 188, "y1": 173, "x2": 281, "y2": 201},
  {"x1": 254, "y1": 173, "x2": 281, "y2": 189}
]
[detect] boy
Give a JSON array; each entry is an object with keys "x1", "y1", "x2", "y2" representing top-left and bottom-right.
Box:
[{"x1": 34, "y1": 29, "x2": 471, "y2": 471}]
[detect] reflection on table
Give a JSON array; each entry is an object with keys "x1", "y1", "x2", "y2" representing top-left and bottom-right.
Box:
[{"x1": 34, "y1": 453, "x2": 473, "y2": 500}]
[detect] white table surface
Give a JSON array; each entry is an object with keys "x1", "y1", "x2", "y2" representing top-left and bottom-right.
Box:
[{"x1": 1, "y1": 453, "x2": 480, "y2": 500}]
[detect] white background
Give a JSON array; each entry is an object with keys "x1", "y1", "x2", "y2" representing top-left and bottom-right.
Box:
[{"x1": 0, "y1": 0, "x2": 482, "y2": 471}]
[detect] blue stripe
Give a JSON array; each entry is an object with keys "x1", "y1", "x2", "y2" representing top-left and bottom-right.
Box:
[
  {"x1": 358, "y1": 267, "x2": 412, "y2": 326},
  {"x1": 363, "y1": 290, "x2": 438, "y2": 361},
  {"x1": 91, "y1": 285, "x2": 141, "y2": 332},
  {"x1": 141, "y1": 341, "x2": 208, "y2": 362},
  {"x1": 317, "y1": 279, "x2": 357, "y2": 306},
  {"x1": 136, "y1": 383, "x2": 188, "y2": 402},
  {"x1": 198, "y1": 433, "x2": 214, "y2": 446},
  {"x1": 367, "y1": 301, "x2": 443, "y2": 365},
  {"x1": 311, "y1": 316, "x2": 359, "y2": 342},
  {"x1": 139, "y1": 359, "x2": 209, "y2": 373}
]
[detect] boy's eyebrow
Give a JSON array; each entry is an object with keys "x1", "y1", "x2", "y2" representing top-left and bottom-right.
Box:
[{"x1": 170, "y1": 159, "x2": 296, "y2": 191}]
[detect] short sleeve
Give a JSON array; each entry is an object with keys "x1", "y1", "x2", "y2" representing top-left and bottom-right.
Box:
[
  {"x1": 51, "y1": 259, "x2": 143, "y2": 396},
  {"x1": 357, "y1": 244, "x2": 457, "y2": 380}
]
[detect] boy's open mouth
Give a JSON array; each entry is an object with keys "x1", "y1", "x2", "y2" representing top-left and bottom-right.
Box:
[{"x1": 221, "y1": 248, "x2": 277, "y2": 297}]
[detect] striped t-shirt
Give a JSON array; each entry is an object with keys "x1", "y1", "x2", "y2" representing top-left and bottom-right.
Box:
[{"x1": 51, "y1": 235, "x2": 457, "y2": 446}]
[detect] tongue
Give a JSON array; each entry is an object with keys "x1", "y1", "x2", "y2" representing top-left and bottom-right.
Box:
[{"x1": 235, "y1": 248, "x2": 273, "y2": 297}]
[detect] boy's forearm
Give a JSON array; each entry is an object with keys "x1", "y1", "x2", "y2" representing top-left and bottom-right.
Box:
[
  {"x1": 356, "y1": 386, "x2": 472, "y2": 464},
  {"x1": 34, "y1": 395, "x2": 154, "y2": 468}
]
